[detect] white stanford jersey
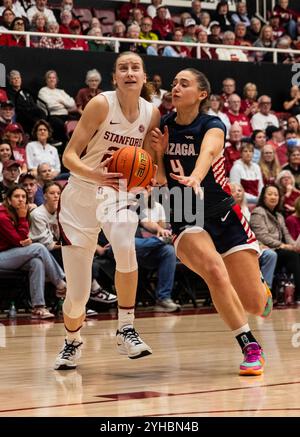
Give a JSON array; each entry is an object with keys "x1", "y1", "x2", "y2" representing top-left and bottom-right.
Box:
[{"x1": 73, "y1": 91, "x2": 154, "y2": 183}]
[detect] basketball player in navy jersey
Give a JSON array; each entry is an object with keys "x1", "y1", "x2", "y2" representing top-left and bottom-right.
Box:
[
  {"x1": 54, "y1": 52, "x2": 160, "y2": 370},
  {"x1": 150, "y1": 68, "x2": 272, "y2": 375}
]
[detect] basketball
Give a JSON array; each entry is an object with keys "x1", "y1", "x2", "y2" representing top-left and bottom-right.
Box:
[{"x1": 108, "y1": 146, "x2": 154, "y2": 191}]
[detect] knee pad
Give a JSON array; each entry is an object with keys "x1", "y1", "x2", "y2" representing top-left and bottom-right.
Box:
[{"x1": 103, "y1": 209, "x2": 138, "y2": 273}]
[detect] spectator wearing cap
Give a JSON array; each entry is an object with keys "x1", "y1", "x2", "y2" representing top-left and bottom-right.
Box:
[
  {"x1": 19, "y1": 172, "x2": 38, "y2": 211},
  {"x1": 152, "y1": 5, "x2": 175, "y2": 40},
  {"x1": 230, "y1": 140, "x2": 264, "y2": 205},
  {"x1": 27, "y1": 0, "x2": 57, "y2": 24},
  {"x1": 0, "y1": 100, "x2": 16, "y2": 139},
  {"x1": 37, "y1": 70, "x2": 77, "y2": 144},
  {"x1": 208, "y1": 20, "x2": 222, "y2": 45},
  {"x1": 2, "y1": 123, "x2": 27, "y2": 174},
  {"x1": 7, "y1": 70, "x2": 45, "y2": 135},
  {"x1": 26, "y1": 120, "x2": 61, "y2": 178},
  {"x1": 251, "y1": 95, "x2": 279, "y2": 131},
  {"x1": 63, "y1": 19, "x2": 89, "y2": 51},
  {"x1": 182, "y1": 18, "x2": 197, "y2": 43},
  {"x1": 231, "y1": 1, "x2": 251, "y2": 27},
  {"x1": 75, "y1": 69, "x2": 102, "y2": 115},
  {"x1": 227, "y1": 94, "x2": 252, "y2": 136},
  {"x1": 269, "y1": 11, "x2": 285, "y2": 41},
  {"x1": 212, "y1": 0, "x2": 233, "y2": 32},
  {"x1": 163, "y1": 29, "x2": 191, "y2": 58},
  {"x1": 147, "y1": 0, "x2": 171, "y2": 19},
  {"x1": 0, "y1": 159, "x2": 20, "y2": 202},
  {"x1": 0, "y1": 142, "x2": 15, "y2": 182}
]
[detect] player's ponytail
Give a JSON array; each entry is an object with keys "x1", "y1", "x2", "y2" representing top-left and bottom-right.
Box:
[{"x1": 185, "y1": 68, "x2": 211, "y2": 113}]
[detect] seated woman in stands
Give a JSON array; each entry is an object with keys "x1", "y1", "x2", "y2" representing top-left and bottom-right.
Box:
[
  {"x1": 250, "y1": 184, "x2": 300, "y2": 300},
  {"x1": 230, "y1": 140, "x2": 264, "y2": 205},
  {"x1": 276, "y1": 169, "x2": 300, "y2": 217},
  {"x1": 0, "y1": 185, "x2": 66, "y2": 318}
]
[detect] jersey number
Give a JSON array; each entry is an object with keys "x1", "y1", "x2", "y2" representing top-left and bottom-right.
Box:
[
  {"x1": 101, "y1": 146, "x2": 120, "y2": 163},
  {"x1": 170, "y1": 159, "x2": 184, "y2": 176}
]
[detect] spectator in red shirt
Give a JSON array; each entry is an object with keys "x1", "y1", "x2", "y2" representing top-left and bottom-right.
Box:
[
  {"x1": 64, "y1": 19, "x2": 89, "y2": 51},
  {"x1": 0, "y1": 185, "x2": 66, "y2": 319},
  {"x1": 274, "y1": 0, "x2": 299, "y2": 39},
  {"x1": 224, "y1": 122, "x2": 243, "y2": 175},
  {"x1": 221, "y1": 77, "x2": 236, "y2": 111},
  {"x1": 285, "y1": 196, "x2": 300, "y2": 240},
  {"x1": 152, "y1": 5, "x2": 175, "y2": 40},
  {"x1": 240, "y1": 82, "x2": 258, "y2": 118},
  {"x1": 75, "y1": 69, "x2": 102, "y2": 114},
  {"x1": 227, "y1": 94, "x2": 252, "y2": 137},
  {"x1": 119, "y1": 0, "x2": 146, "y2": 24}
]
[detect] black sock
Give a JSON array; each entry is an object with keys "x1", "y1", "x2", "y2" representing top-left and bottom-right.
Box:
[{"x1": 236, "y1": 331, "x2": 258, "y2": 350}]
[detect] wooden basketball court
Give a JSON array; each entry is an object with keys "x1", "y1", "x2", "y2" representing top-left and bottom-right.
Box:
[{"x1": 0, "y1": 308, "x2": 300, "y2": 417}]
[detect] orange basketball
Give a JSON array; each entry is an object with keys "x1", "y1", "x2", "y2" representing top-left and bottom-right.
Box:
[{"x1": 108, "y1": 146, "x2": 154, "y2": 191}]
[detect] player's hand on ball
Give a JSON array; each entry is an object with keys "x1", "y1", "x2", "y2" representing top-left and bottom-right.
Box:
[
  {"x1": 91, "y1": 156, "x2": 123, "y2": 189},
  {"x1": 170, "y1": 173, "x2": 203, "y2": 198},
  {"x1": 150, "y1": 126, "x2": 169, "y2": 155}
]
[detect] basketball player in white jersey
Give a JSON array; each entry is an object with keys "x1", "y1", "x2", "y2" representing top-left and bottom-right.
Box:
[{"x1": 54, "y1": 52, "x2": 160, "y2": 370}]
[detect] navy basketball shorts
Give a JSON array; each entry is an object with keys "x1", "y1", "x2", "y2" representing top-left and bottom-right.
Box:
[{"x1": 172, "y1": 204, "x2": 260, "y2": 258}]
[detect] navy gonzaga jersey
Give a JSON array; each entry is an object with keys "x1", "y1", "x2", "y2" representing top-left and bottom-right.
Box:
[{"x1": 162, "y1": 112, "x2": 234, "y2": 227}]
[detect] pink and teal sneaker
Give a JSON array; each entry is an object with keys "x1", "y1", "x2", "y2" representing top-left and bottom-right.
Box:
[
  {"x1": 239, "y1": 342, "x2": 265, "y2": 376},
  {"x1": 261, "y1": 277, "x2": 273, "y2": 318}
]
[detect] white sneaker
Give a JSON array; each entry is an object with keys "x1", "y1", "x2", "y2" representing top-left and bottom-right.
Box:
[
  {"x1": 116, "y1": 326, "x2": 152, "y2": 359},
  {"x1": 54, "y1": 339, "x2": 83, "y2": 370},
  {"x1": 154, "y1": 298, "x2": 181, "y2": 313},
  {"x1": 90, "y1": 288, "x2": 117, "y2": 304}
]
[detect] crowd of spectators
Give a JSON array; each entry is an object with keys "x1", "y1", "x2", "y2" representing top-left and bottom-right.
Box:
[
  {"x1": 1, "y1": 0, "x2": 300, "y2": 317},
  {"x1": 0, "y1": 1, "x2": 300, "y2": 63}
]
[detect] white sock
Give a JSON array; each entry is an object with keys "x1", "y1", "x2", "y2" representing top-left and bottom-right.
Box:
[
  {"x1": 118, "y1": 308, "x2": 135, "y2": 330},
  {"x1": 91, "y1": 279, "x2": 100, "y2": 292},
  {"x1": 65, "y1": 329, "x2": 82, "y2": 344},
  {"x1": 232, "y1": 323, "x2": 250, "y2": 337}
]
